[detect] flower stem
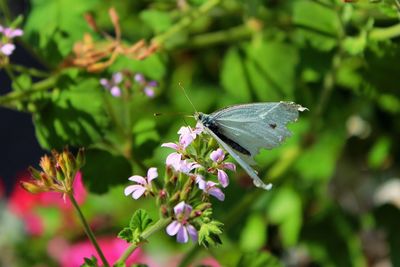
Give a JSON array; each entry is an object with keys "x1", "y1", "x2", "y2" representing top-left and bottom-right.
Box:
[
  {"x1": 116, "y1": 217, "x2": 171, "y2": 265},
  {"x1": 68, "y1": 192, "x2": 110, "y2": 267}
]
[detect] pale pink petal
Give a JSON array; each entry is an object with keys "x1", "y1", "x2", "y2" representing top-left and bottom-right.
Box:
[
  {"x1": 186, "y1": 224, "x2": 198, "y2": 241},
  {"x1": 147, "y1": 167, "x2": 158, "y2": 182},
  {"x1": 222, "y1": 162, "x2": 236, "y2": 171},
  {"x1": 208, "y1": 187, "x2": 225, "y2": 201},
  {"x1": 166, "y1": 220, "x2": 181, "y2": 236},
  {"x1": 131, "y1": 187, "x2": 146, "y2": 199},
  {"x1": 217, "y1": 169, "x2": 229, "y2": 188},
  {"x1": 124, "y1": 184, "x2": 144, "y2": 196},
  {"x1": 210, "y1": 148, "x2": 225, "y2": 162},
  {"x1": 0, "y1": 43, "x2": 15, "y2": 56},
  {"x1": 110, "y1": 86, "x2": 121, "y2": 97},
  {"x1": 173, "y1": 201, "x2": 186, "y2": 215},
  {"x1": 161, "y1": 142, "x2": 179, "y2": 150},
  {"x1": 112, "y1": 72, "x2": 123, "y2": 84},
  {"x1": 128, "y1": 175, "x2": 147, "y2": 185},
  {"x1": 177, "y1": 225, "x2": 189, "y2": 243}
]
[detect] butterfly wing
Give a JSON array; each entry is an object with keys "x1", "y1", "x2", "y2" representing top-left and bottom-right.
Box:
[
  {"x1": 210, "y1": 102, "x2": 305, "y2": 164},
  {"x1": 203, "y1": 127, "x2": 273, "y2": 190}
]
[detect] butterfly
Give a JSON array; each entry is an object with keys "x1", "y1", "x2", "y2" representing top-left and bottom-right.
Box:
[{"x1": 195, "y1": 102, "x2": 307, "y2": 190}]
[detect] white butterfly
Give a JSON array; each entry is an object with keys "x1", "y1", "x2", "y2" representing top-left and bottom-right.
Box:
[{"x1": 195, "y1": 102, "x2": 307, "y2": 190}]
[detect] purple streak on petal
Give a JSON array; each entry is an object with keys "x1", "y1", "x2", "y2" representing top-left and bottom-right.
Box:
[
  {"x1": 134, "y1": 73, "x2": 145, "y2": 83},
  {"x1": 174, "y1": 201, "x2": 186, "y2": 215},
  {"x1": 210, "y1": 148, "x2": 225, "y2": 162},
  {"x1": 166, "y1": 220, "x2": 181, "y2": 236},
  {"x1": 208, "y1": 186, "x2": 225, "y2": 201},
  {"x1": 147, "y1": 80, "x2": 158, "y2": 87},
  {"x1": 161, "y1": 142, "x2": 179, "y2": 150},
  {"x1": 112, "y1": 72, "x2": 123, "y2": 84},
  {"x1": 128, "y1": 175, "x2": 147, "y2": 185},
  {"x1": 110, "y1": 86, "x2": 121, "y2": 97},
  {"x1": 132, "y1": 186, "x2": 146, "y2": 199},
  {"x1": 223, "y1": 162, "x2": 236, "y2": 171},
  {"x1": 186, "y1": 224, "x2": 198, "y2": 242},
  {"x1": 0, "y1": 43, "x2": 15, "y2": 56},
  {"x1": 144, "y1": 87, "x2": 155, "y2": 98},
  {"x1": 217, "y1": 169, "x2": 229, "y2": 188},
  {"x1": 177, "y1": 226, "x2": 189, "y2": 243},
  {"x1": 147, "y1": 167, "x2": 158, "y2": 182}
]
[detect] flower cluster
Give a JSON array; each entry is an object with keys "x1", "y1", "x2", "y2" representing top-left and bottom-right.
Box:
[
  {"x1": 100, "y1": 71, "x2": 158, "y2": 98},
  {"x1": 21, "y1": 148, "x2": 85, "y2": 199},
  {"x1": 124, "y1": 123, "x2": 236, "y2": 244},
  {"x1": 0, "y1": 25, "x2": 23, "y2": 64}
]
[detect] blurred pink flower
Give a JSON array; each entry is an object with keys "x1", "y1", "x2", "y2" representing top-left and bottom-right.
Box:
[{"x1": 48, "y1": 236, "x2": 154, "y2": 267}]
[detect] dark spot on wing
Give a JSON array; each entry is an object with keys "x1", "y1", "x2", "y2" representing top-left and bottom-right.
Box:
[{"x1": 269, "y1": 123, "x2": 277, "y2": 129}]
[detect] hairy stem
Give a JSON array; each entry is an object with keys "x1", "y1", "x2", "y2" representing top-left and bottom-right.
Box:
[
  {"x1": 68, "y1": 193, "x2": 110, "y2": 267},
  {"x1": 116, "y1": 217, "x2": 171, "y2": 265}
]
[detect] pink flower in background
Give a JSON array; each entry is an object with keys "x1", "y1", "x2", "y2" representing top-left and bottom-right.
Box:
[
  {"x1": 8, "y1": 171, "x2": 87, "y2": 236},
  {"x1": 48, "y1": 237, "x2": 152, "y2": 267}
]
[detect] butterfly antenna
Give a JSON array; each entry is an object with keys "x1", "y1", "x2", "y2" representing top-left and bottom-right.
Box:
[{"x1": 179, "y1": 82, "x2": 198, "y2": 113}]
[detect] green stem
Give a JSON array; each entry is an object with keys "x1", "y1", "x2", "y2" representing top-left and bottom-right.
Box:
[
  {"x1": 152, "y1": 0, "x2": 222, "y2": 46},
  {"x1": 0, "y1": 75, "x2": 58, "y2": 108},
  {"x1": 369, "y1": 23, "x2": 400, "y2": 41},
  {"x1": 68, "y1": 193, "x2": 110, "y2": 267},
  {"x1": 116, "y1": 217, "x2": 171, "y2": 265},
  {"x1": 186, "y1": 24, "x2": 253, "y2": 48}
]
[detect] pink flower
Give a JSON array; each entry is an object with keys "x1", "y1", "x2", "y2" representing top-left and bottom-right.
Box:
[
  {"x1": 166, "y1": 201, "x2": 198, "y2": 243},
  {"x1": 0, "y1": 26, "x2": 23, "y2": 38},
  {"x1": 100, "y1": 72, "x2": 123, "y2": 97},
  {"x1": 124, "y1": 167, "x2": 158, "y2": 199},
  {"x1": 196, "y1": 176, "x2": 225, "y2": 201},
  {"x1": 48, "y1": 237, "x2": 151, "y2": 267},
  {"x1": 209, "y1": 149, "x2": 236, "y2": 188},
  {"x1": 0, "y1": 43, "x2": 15, "y2": 56}
]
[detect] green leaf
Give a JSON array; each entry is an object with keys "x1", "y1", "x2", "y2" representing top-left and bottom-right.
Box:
[
  {"x1": 33, "y1": 77, "x2": 108, "y2": 150},
  {"x1": 198, "y1": 220, "x2": 224, "y2": 248},
  {"x1": 267, "y1": 187, "x2": 302, "y2": 247},
  {"x1": 82, "y1": 148, "x2": 131, "y2": 194},
  {"x1": 246, "y1": 42, "x2": 299, "y2": 99},
  {"x1": 236, "y1": 251, "x2": 283, "y2": 267},
  {"x1": 119, "y1": 210, "x2": 153, "y2": 243},
  {"x1": 239, "y1": 213, "x2": 266, "y2": 251},
  {"x1": 292, "y1": 0, "x2": 339, "y2": 51},
  {"x1": 221, "y1": 47, "x2": 252, "y2": 101},
  {"x1": 24, "y1": 0, "x2": 97, "y2": 65},
  {"x1": 140, "y1": 10, "x2": 172, "y2": 34}
]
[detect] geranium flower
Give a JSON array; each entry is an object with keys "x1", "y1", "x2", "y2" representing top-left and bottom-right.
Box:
[
  {"x1": 166, "y1": 201, "x2": 198, "y2": 243},
  {"x1": 100, "y1": 72, "x2": 123, "y2": 97},
  {"x1": 124, "y1": 167, "x2": 158, "y2": 199},
  {"x1": 196, "y1": 176, "x2": 225, "y2": 201},
  {"x1": 209, "y1": 148, "x2": 236, "y2": 188}
]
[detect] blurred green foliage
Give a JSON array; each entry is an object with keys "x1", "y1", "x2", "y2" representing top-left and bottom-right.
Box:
[{"x1": 1, "y1": 0, "x2": 400, "y2": 266}]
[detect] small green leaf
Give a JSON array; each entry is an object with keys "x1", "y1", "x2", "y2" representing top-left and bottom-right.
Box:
[
  {"x1": 129, "y1": 209, "x2": 153, "y2": 233},
  {"x1": 198, "y1": 220, "x2": 224, "y2": 248},
  {"x1": 221, "y1": 47, "x2": 251, "y2": 101}
]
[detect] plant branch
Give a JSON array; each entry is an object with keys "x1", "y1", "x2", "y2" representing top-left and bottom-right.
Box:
[
  {"x1": 116, "y1": 217, "x2": 171, "y2": 265},
  {"x1": 68, "y1": 193, "x2": 110, "y2": 267}
]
